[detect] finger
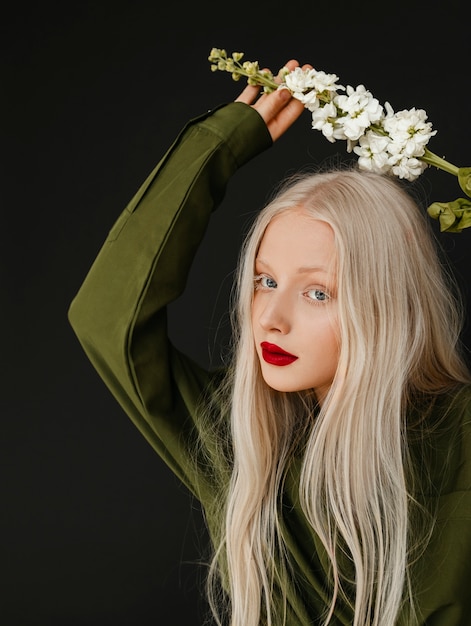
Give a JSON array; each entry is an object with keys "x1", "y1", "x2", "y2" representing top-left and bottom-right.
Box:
[
  {"x1": 275, "y1": 95, "x2": 305, "y2": 126},
  {"x1": 274, "y1": 59, "x2": 300, "y2": 83},
  {"x1": 281, "y1": 59, "x2": 300, "y2": 74},
  {"x1": 234, "y1": 83, "x2": 261, "y2": 104},
  {"x1": 252, "y1": 86, "x2": 293, "y2": 123},
  {"x1": 267, "y1": 98, "x2": 306, "y2": 141}
]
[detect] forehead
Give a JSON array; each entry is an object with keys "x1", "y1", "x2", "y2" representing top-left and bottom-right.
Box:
[{"x1": 257, "y1": 209, "x2": 336, "y2": 268}]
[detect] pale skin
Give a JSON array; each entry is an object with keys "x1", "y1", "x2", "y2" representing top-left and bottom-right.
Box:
[
  {"x1": 252, "y1": 209, "x2": 340, "y2": 403},
  {"x1": 235, "y1": 59, "x2": 307, "y2": 140},
  {"x1": 236, "y1": 61, "x2": 340, "y2": 403}
]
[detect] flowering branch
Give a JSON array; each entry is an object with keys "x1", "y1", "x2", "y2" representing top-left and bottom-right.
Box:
[{"x1": 208, "y1": 48, "x2": 471, "y2": 233}]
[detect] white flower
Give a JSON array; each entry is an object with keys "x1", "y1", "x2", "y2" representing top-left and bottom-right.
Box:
[
  {"x1": 310, "y1": 70, "x2": 343, "y2": 95},
  {"x1": 284, "y1": 68, "x2": 343, "y2": 112},
  {"x1": 284, "y1": 67, "x2": 319, "y2": 94},
  {"x1": 311, "y1": 102, "x2": 347, "y2": 143},
  {"x1": 353, "y1": 131, "x2": 392, "y2": 174},
  {"x1": 383, "y1": 107, "x2": 437, "y2": 159},
  {"x1": 388, "y1": 154, "x2": 428, "y2": 181},
  {"x1": 209, "y1": 49, "x2": 446, "y2": 186},
  {"x1": 334, "y1": 85, "x2": 384, "y2": 141},
  {"x1": 298, "y1": 89, "x2": 321, "y2": 112}
]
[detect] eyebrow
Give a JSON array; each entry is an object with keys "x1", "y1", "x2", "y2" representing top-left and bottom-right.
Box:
[{"x1": 255, "y1": 258, "x2": 330, "y2": 274}]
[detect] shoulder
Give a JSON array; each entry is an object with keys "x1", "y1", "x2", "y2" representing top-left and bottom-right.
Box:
[
  {"x1": 427, "y1": 382, "x2": 471, "y2": 435},
  {"x1": 432, "y1": 384, "x2": 471, "y2": 526},
  {"x1": 439, "y1": 383, "x2": 471, "y2": 458},
  {"x1": 435, "y1": 383, "x2": 471, "y2": 499},
  {"x1": 408, "y1": 384, "x2": 471, "y2": 499},
  {"x1": 449, "y1": 384, "x2": 471, "y2": 490}
]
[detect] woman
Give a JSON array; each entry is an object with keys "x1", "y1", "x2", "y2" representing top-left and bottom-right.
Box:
[{"x1": 68, "y1": 60, "x2": 471, "y2": 625}]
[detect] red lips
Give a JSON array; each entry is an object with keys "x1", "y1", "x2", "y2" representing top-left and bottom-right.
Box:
[{"x1": 261, "y1": 342, "x2": 298, "y2": 366}]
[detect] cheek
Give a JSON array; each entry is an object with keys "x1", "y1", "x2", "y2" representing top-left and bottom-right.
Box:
[
  {"x1": 327, "y1": 327, "x2": 341, "y2": 377},
  {"x1": 250, "y1": 299, "x2": 256, "y2": 330},
  {"x1": 306, "y1": 313, "x2": 340, "y2": 358},
  {"x1": 251, "y1": 295, "x2": 262, "y2": 329},
  {"x1": 326, "y1": 318, "x2": 340, "y2": 357}
]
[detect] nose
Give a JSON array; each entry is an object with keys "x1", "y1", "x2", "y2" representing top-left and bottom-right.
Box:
[{"x1": 256, "y1": 291, "x2": 292, "y2": 335}]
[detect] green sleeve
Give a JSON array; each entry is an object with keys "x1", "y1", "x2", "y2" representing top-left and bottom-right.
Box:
[
  {"x1": 68, "y1": 102, "x2": 272, "y2": 498},
  {"x1": 409, "y1": 387, "x2": 471, "y2": 625}
]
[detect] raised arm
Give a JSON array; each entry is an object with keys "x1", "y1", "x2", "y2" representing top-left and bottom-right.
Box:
[{"x1": 68, "y1": 76, "x2": 305, "y2": 495}]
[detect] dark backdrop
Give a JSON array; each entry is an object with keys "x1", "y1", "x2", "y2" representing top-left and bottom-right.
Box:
[{"x1": 3, "y1": 3, "x2": 471, "y2": 625}]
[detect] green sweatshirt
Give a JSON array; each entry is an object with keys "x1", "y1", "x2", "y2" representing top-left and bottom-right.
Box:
[{"x1": 69, "y1": 102, "x2": 471, "y2": 625}]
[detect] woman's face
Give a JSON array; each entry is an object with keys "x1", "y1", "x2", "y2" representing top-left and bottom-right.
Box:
[{"x1": 251, "y1": 208, "x2": 340, "y2": 403}]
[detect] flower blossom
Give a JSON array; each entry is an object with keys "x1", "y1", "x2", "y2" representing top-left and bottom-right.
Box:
[
  {"x1": 389, "y1": 155, "x2": 428, "y2": 181},
  {"x1": 383, "y1": 105, "x2": 437, "y2": 159},
  {"x1": 334, "y1": 85, "x2": 384, "y2": 142},
  {"x1": 312, "y1": 70, "x2": 343, "y2": 93},
  {"x1": 209, "y1": 48, "x2": 471, "y2": 231},
  {"x1": 285, "y1": 67, "x2": 342, "y2": 95},
  {"x1": 285, "y1": 67, "x2": 343, "y2": 111},
  {"x1": 284, "y1": 67, "x2": 319, "y2": 94},
  {"x1": 311, "y1": 102, "x2": 347, "y2": 143},
  {"x1": 353, "y1": 131, "x2": 392, "y2": 174}
]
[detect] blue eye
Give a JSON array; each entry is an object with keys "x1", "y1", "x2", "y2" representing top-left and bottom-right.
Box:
[
  {"x1": 306, "y1": 288, "x2": 329, "y2": 302},
  {"x1": 262, "y1": 276, "x2": 277, "y2": 289},
  {"x1": 254, "y1": 274, "x2": 277, "y2": 290}
]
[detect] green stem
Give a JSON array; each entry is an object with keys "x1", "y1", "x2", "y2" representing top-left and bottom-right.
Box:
[
  {"x1": 419, "y1": 148, "x2": 460, "y2": 176},
  {"x1": 234, "y1": 67, "x2": 279, "y2": 91}
]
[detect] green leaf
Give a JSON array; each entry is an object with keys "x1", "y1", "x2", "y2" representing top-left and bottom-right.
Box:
[
  {"x1": 427, "y1": 197, "x2": 471, "y2": 232},
  {"x1": 458, "y1": 168, "x2": 471, "y2": 198}
]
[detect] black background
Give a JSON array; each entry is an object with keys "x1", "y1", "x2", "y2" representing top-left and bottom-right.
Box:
[{"x1": 3, "y1": 2, "x2": 471, "y2": 625}]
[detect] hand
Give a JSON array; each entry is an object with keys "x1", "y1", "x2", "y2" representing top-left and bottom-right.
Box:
[{"x1": 234, "y1": 60, "x2": 308, "y2": 142}]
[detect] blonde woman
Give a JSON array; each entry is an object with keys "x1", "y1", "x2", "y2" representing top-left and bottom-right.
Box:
[{"x1": 69, "y1": 60, "x2": 471, "y2": 625}]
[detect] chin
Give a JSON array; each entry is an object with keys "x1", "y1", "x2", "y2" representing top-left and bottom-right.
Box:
[{"x1": 261, "y1": 374, "x2": 308, "y2": 394}]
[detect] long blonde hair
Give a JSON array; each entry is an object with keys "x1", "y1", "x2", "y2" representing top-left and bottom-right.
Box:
[{"x1": 203, "y1": 166, "x2": 470, "y2": 625}]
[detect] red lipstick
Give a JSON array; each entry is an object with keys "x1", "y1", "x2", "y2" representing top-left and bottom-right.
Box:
[{"x1": 261, "y1": 342, "x2": 298, "y2": 366}]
